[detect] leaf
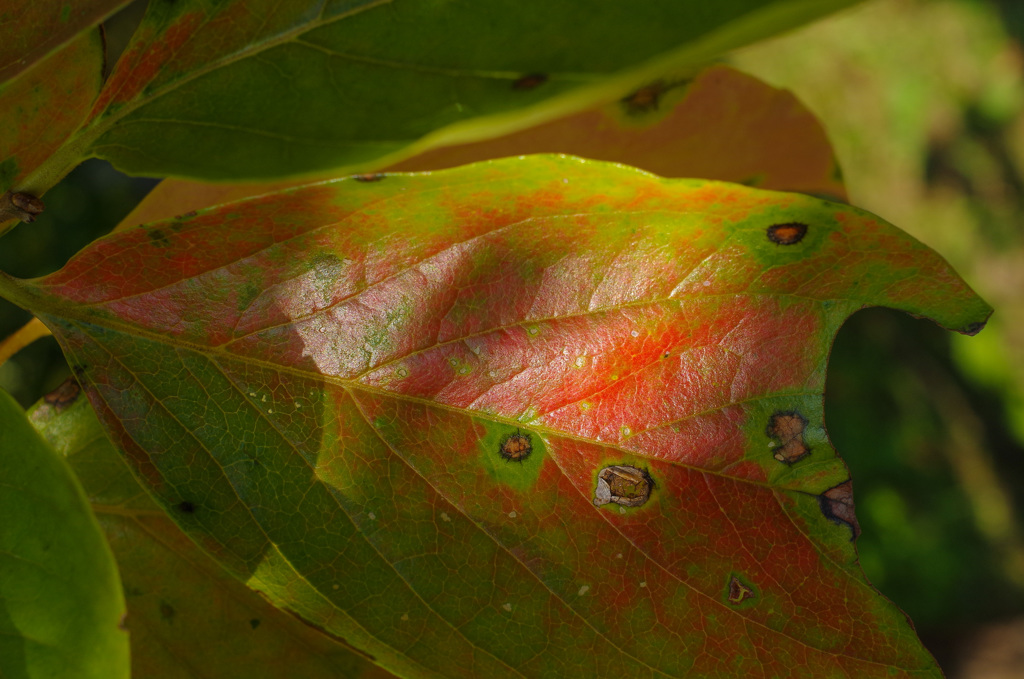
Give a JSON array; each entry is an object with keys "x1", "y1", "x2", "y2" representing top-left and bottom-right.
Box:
[
  {"x1": 26, "y1": 380, "x2": 397, "y2": 679},
  {"x1": 111, "y1": 64, "x2": 845, "y2": 233},
  {"x1": 0, "y1": 0, "x2": 130, "y2": 85},
  {"x1": 75, "y1": 0, "x2": 863, "y2": 180},
  {"x1": 0, "y1": 28, "x2": 104, "y2": 197},
  {"x1": 3, "y1": 156, "x2": 990, "y2": 677},
  {"x1": 0, "y1": 387, "x2": 129, "y2": 679}
]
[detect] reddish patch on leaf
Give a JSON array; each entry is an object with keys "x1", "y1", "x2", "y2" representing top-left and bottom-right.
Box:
[
  {"x1": 512, "y1": 73, "x2": 547, "y2": 91},
  {"x1": 727, "y1": 575, "x2": 755, "y2": 605},
  {"x1": 592, "y1": 465, "x2": 653, "y2": 507},
  {"x1": 767, "y1": 411, "x2": 811, "y2": 464},
  {"x1": 819, "y1": 480, "x2": 861, "y2": 540},
  {"x1": 353, "y1": 173, "x2": 385, "y2": 182},
  {"x1": 767, "y1": 222, "x2": 808, "y2": 245},
  {"x1": 499, "y1": 430, "x2": 532, "y2": 462},
  {"x1": 42, "y1": 377, "x2": 81, "y2": 410}
]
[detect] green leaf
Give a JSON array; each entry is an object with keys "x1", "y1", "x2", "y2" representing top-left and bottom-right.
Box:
[
  {"x1": 27, "y1": 381, "x2": 396, "y2": 679},
  {"x1": 78, "y1": 0, "x2": 863, "y2": 180},
  {"x1": 0, "y1": 387, "x2": 129, "y2": 679},
  {"x1": 4, "y1": 156, "x2": 990, "y2": 677}
]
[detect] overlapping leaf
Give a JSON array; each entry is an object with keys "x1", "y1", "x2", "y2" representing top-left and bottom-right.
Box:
[
  {"x1": 1, "y1": 156, "x2": 991, "y2": 677},
  {"x1": 111, "y1": 64, "x2": 845, "y2": 232},
  {"x1": 27, "y1": 382, "x2": 396, "y2": 679},
  {"x1": 68, "y1": 0, "x2": 862, "y2": 180},
  {"x1": 0, "y1": 388, "x2": 129, "y2": 679}
]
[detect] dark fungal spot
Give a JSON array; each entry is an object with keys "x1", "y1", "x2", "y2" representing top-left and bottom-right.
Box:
[
  {"x1": 147, "y1": 228, "x2": 170, "y2": 247},
  {"x1": 174, "y1": 210, "x2": 197, "y2": 220},
  {"x1": 354, "y1": 173, "x2": 385, "y2": 182},
  {"x1": 621, "y1": 81, "x2": 666, "y2": 114},
  {"x1": 593, "y1": 465, "x2": 654, "y2": 508},
  {"x1": 512, "y1": 73, "x2": 547, "y2": 91},
  {"x1": 176, "y1": 501, "x2": 196, "y2": 514},
  {"x1": 249, "y1": 618, "x2": 261, "y2": 630},
  {"x1": 767, "y1": 411, "x2": 810, "y2": 464},
  {"x1": 43, "y1": 377, "x2": 81, "y2": 410},
  {"x1": 818, "y1": 480, "x2": 861, "y2": 540},
  {"x1": 766, "y1": 222, "x2": 808, "y2": 245},
  {"x1": 159, "y1": 601, "x2": 176, "y2": 622},
  {"x1": 499, "y1": 429, "x2": 532, "y2": 462},
  {"x1": 71, "y1": 364, "x2": 88, "y2": 379},
  {"x1": 727, "y1": 575, "x2": 755, "y2": 605},
  {"x1": 963, "y1": 320, "x2": 987, "y2": 336}
]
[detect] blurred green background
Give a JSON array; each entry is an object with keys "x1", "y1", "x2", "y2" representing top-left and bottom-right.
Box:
[{"x1": 1, "y1": 0, "x2": 1023, "y2": 676}]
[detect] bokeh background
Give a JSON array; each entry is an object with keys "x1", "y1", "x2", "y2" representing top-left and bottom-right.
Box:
[{"x1": 1, "y1": 0, "x2": 1022, "y2": 676}]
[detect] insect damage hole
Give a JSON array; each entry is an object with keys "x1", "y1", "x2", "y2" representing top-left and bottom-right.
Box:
[
  {"x1": 766, "y1": 222, "x2": 808, "y2": 245},
  {"x1": 499, "y1": 429, "x2": 533, "y2": 462},
  {"x1": 593, "y1": 465, "x2": 653, "y2": 508},
  {"x1": 726, "y1": 575, "x2": 755, "y2": 605},
  {"x1": 767, "y1": 411, "x2": 811, "y2": 464}
]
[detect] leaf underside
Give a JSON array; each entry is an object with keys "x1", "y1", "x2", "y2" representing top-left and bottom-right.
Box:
[{"x1": 16, "y1": 156, "x2": 990, "y2": 677}]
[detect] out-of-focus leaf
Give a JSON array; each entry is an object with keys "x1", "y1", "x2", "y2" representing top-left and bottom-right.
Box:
[
  {"x1": 3, "y1": 156, "x2": 990, "y2": 677},
  {"x1": 0, "y1": 387, "x2": 129, "y2": 679},
  {"x1": 0, "y1": 0, "x2": 131, "y2": 85},
  {"x1": 76, "y1": 0, "x2": 863, "y2": 180},
  {"x1": 0, "y1": 28, "x2": 104, "y2": 198},
  {"x1": 112, "y1": 64, "x2": 845, "y2": 232},
  {"x1": 27, "y1": 381, "x2": 396, "y2": 679}
]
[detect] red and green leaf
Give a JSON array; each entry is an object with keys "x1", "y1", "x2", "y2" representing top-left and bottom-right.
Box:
[{"x1": 1, "y1": 156, "x2": 990, "y2": 677}]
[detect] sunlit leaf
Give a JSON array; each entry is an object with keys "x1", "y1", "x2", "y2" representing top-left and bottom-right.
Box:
[
  {"x1": 0, "y1": 387, "x2": 129, "y2": 679},
  {"x1": 76, "y1": 0, "x2": 863, "y2": 180},
  {"x1": 27, "y1": 382, "x2": 396, "y2": 679},
  {"x1": 3, "y1": 156, "x2": 990, "y2": 677}
]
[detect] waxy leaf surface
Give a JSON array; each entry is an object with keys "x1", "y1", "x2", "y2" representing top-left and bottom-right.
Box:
[
  {"x1": 78, "y1": 0, "x2": 862, "y2": 180},
  {"x1": 9, "y1": 156, "x2": 991, "y2": 677},
  {"x1": 0, "y1": 388, "x2": 129, "y2": 679},
  {"x1": 27, "y1": 382, "x2": 396, "y2": 679}
]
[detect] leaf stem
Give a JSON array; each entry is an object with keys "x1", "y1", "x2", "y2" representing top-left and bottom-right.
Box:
[{"x1": 0, "y1": 317, "x2": 51, "y2": 368}]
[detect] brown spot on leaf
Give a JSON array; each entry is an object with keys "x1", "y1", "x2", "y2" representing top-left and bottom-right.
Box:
[
  {"x1": 621, "y1": 81, "x2": 666, "y2": 114},
  {"x1": 174, "y1": 210, "x2": 197, "y2": 220},
  {"x1": 354, "y1": 173, "x2": 385, "y2": 182},
  {"x1": 43, "y1": 377, "x2": 81, "y2": 410},
  {"x1": 159, "y1": 601, "x2": 176, "y2": 622},
  {"x1": 767, "y1": 222, "x2": 808, "y2": 245},
  {"x1": 767, "y1": 411, "x2": 811, "y2": 464},
  {"x1": 249, "y1": 618, "x2": 260, "y2": 630},
  {"x1": 818, "y1": 480, "x2": 861, "y2": 540},
  {"x1": 499, "y1": 430, "x2": 532, "y2": 462},
  {"x1": 593, "y1": 465, "x2": 653, "y2": 507},
  {"x1": 512, "y1": 73, "x2": 547, "y2": 90},
  {"x1": 176, "y1": 501, "x2": 196, "y2": 514},
  {"x1": 727, "y1": 575, "x2": 755, "y2": 605}
]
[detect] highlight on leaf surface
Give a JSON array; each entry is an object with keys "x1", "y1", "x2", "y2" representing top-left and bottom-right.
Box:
[{"x1": 5, "y1": 155, "x2": 991, "y2": 678}]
